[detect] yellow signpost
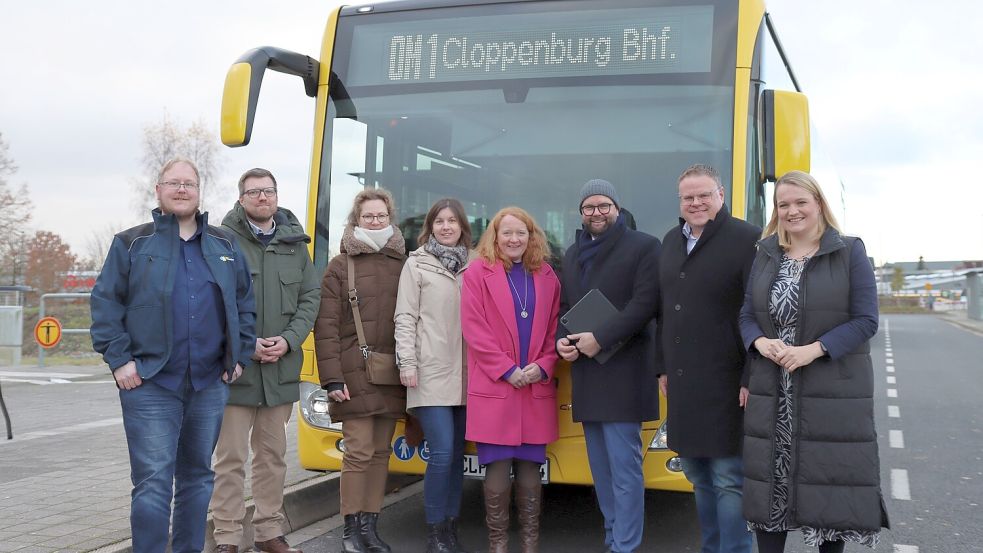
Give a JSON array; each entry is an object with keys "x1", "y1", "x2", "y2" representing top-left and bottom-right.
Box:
[{"x1": 34, "y1": 316, "x2": 63, "y2": 349}]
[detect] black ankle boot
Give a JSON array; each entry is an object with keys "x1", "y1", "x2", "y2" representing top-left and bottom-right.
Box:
[
  {"x1": 426, "y1": 521, "x2": 452, "y2": 553},
  {"x1": 443, "y1": 517, "x2": 471, "y2": 553},
  {"x1": 358, "y1": 512, "x2": 392, "y2": 553},
  {"x1": 342, "y1": 513, "x2": 367, "y2": 553}
]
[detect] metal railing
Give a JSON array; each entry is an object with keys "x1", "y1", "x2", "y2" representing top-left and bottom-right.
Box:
[{"x1": 38, "y1": 293, "x2": 91, "y2": 368}]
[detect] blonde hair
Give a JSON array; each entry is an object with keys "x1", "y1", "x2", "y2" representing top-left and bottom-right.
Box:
[
  {"x1": 346, "y1": 188, "x2": 397, "y2": 229},
  {"x1": 157, "y1": 157, "x2": 200, "y2": 184},
  {"x1": 678, "y1": 163, "x2": 722, "y2": 188},
  {"x1": 475, "y1": 207, "x2": 550, "y2": 272},
  {"x1": 763, "y1": 170, "x2": 841, "y2": 249}
]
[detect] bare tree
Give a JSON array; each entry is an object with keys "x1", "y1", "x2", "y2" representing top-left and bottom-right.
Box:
[
  {"x1": 0, "y1": 132, "x2": 35, "y2": 285},
  {"x1": 80, "y1": 221, "x2": 128, "y2": 271},
  {"x1": 133, "y1": 113, "x2": 227, "y2": 216}
]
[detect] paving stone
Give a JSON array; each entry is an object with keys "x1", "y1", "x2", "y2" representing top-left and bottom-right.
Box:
[
  {"x1": 30, "y1": 523, "x2": 91, "y2": 538},
  {"x1": 36, "y1": 533, "x2": 95, "y2": 548},
  {"x1": 72, "y1": 537, "x2": 122, "y2": 552},
  {"x1": 0, "y1": 523, "x2": 46, "y2": 534},
  {"x1": 72, "y1": 515, "x2": 118, "y2": 526},
  {"x1": 31, "y1": 515, "x2": 76, "y2": 526}
]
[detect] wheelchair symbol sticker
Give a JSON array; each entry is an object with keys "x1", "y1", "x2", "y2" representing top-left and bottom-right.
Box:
[
  {"x1": 393, "y1": 436, "x2": 415, "y2": 461},
  {"x1": 418, "y1": 439, "x2": 431, "y2": 462}
]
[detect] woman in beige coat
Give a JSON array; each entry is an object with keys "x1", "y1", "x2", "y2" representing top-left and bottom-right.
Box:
[
  {"x1": 315, "y1": 188, "x2": 406, "y2": 553},
  {"x1": 394, "y1": 198, "x2": 473, "y2": 553}
]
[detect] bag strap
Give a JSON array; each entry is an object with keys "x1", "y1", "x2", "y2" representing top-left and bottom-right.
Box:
[{"x1": 347, "y1": 255, "x2": 369, "y2": 359}]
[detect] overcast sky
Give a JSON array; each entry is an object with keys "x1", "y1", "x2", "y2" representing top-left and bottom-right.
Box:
[{"x1": 2, "y1": 0, "x2": 981, "y2": 264}]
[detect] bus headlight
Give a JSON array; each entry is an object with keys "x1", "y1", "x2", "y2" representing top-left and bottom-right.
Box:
[
  {"x1": 648, "y1": 420, "x2": 669, "y2": 450},
  {"x1": 300, "y1": 381, "x2": 343, "y2": 431}
]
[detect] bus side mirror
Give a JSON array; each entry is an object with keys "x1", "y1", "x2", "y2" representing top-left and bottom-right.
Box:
[
  {"x1": 760, "y1": 89, "x2": 810, "y2": 180},
  {"x1": 221, "y1": 47, "x2": 320, "y2": 147}
]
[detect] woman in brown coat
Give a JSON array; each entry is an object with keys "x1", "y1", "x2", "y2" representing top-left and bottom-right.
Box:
[{"x1": 315, "y1": 188, "x2": 406, "y2": 553}]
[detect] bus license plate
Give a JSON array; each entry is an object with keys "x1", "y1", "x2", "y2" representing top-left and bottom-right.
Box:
[{"x1": 463, "y1": 454, "x2": 549, "y2": 484}]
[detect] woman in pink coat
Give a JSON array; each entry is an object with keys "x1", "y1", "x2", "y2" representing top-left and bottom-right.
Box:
[{"x1": 461, "y1": 206, "x2": 561, "y2": 553}]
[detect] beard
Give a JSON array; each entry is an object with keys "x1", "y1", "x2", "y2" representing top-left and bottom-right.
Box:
[{"x1": 245, "y1": 205, "x2": 276, "y2": 224}]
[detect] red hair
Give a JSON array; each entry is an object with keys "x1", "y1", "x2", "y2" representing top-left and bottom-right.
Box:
[{"x1": 475, "y1": 206, "x2": 550, "y2": 272}]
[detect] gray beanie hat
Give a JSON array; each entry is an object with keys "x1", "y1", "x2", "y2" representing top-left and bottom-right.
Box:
[{"x1": 579, "y1": 178, "x2": 621, "y2": 208}]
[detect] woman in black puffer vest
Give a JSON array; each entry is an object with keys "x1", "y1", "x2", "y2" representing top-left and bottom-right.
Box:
[{"x1": 738, "y1": 171, "x2": 888, "y2": 553}]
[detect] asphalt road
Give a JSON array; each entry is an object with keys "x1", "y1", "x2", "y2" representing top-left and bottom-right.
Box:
[
  {"x1": 874, "y1": 315, "x2": 983, "y2": 552},
  {"x1": 295, "y1": 314, "x2": 983, "y2": 553},
  {"x1": 0, "y1": 364, "x2": 123, "y2": 484}
]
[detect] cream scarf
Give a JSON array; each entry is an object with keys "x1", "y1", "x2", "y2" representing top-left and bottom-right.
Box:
[{"x1": 353, "y1": 225, "x2": 394, "y2": 252}]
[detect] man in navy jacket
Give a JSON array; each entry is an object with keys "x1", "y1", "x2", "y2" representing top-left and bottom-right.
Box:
[
  {"x1": 556, "y1": 179, "x2": 661, "y2": 553},
  {"x1": 91, "y1": 157, "x2": 255, "y2": 553}
]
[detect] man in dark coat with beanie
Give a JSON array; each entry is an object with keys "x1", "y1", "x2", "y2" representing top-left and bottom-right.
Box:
[
  {"x1": 657, "y1": 164, "x2": 760, "y2": 553},
  {"x1": 556, "y1": 179, "x2": 661, "y2": 553}
]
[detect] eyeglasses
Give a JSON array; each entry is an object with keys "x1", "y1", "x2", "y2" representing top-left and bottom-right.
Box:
[
  {"x1": 242, "y1": 187, "x2": 277, "y2": 199},
  {"x1": 679, "y1": 191, "x2": 718, "y2": 205},
  {"x1": 159, "y1": 181, "x2": 199, "y2": 190},
  {"x1": 360, "y1": 214, "x2": 390, "y2": 223},
  {"x1": 581, "y1": 203, "x2": 614, "y2": 216}
]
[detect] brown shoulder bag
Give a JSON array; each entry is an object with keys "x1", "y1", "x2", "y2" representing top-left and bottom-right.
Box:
[{"x1": 347, "y1": 256, "x2": 401, "y2": 386}]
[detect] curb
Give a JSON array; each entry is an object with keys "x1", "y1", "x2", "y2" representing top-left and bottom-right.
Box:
[
  {"x1": 936, "y1": 313, "x2": 983, "y2": 336},
  {"x1": 88, "y1": 472, "x2": 421, "y2": 553},
  {"x1": 943, "y1": 317, "x2": 983, "y2": 336}
]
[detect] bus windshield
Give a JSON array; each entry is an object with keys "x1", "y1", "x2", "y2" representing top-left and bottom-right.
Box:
[{"x1": 314, "y1": 0, "x2": 738, "y2": 265}]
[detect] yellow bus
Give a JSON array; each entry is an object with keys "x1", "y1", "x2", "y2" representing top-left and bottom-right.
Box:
[{"x1": 221, "y1": 0, "x2": 811, "y2": 492}]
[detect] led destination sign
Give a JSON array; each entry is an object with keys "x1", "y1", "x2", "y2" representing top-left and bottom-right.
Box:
[{"x1": 346, "y1": 6, "x2": 714, "y2": 86}]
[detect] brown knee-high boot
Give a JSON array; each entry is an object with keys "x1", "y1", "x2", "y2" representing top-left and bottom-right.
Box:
[
  {"x1": 482, "y1": 479, "x2": 510, "y2": 553},
  {"x1": 514, "y1": 480, "x2": 542, "y2": 553}
]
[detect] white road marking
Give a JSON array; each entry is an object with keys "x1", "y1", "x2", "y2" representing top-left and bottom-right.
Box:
[
  {"x1": 887, "y1": 376, "x2": 897, "y2": 384},
  {"x1": 0, "y1": 377, "x2": 111, "y2": 385},
  {"x1": 887, "y1": 388, "x2": 898, "y2": 398},
  {"x1": 887, "y1": 366, "x2": 895, "y2": 373},
  {"x1": 889, "y1": 430, "x2": 905, "y2": 448},
  {"x1": 0, "y1": 378, "x2": 60, "y2": 385},
  {"x1": 894, "y1": 545, "x2": 919, "y2": 553},
  {"x1": 891, "y1": 469, "x2": 911, "y2": 500},
  {"x1": 0, "y1": 417, "x2": 123, "y2": 446},
  {"x1": 0, "y1": 370, "x2": 89, "y2": 378},
  {"x1": 886, "y1": 358, "x2": 894, "y2": 365},
  {"x1": 886, "y1": 352, "x2": 893, "y2": 358},
  {"x1": 888, "y1": 405, "x2": 900, "y2": 418}
]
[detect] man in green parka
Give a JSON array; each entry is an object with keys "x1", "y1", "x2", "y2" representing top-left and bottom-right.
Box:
[{"x1": 210, "y1": 168, "x2": 320, "y2": 553}]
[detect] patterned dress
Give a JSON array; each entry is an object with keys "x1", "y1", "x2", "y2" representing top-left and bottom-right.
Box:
[{"x1": 747, "y1": 254, "x2": 879, "y2": 548}]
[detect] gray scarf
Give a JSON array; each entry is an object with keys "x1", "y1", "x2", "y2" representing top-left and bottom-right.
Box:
[{"x1": 424, "y1": 236, "x2": 468, "y2": 273}]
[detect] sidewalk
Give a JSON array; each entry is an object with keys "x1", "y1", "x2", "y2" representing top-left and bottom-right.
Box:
[
  {"x1": 936, "y1": 309, "x2": 983, "y2": 336},
  {"x1": 0, "y1": 364, "x2": 415, "y2": 552}
]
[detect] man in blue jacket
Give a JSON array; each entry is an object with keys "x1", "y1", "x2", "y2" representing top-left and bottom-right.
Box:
[{"x1": 91, "y1": 157, "x2": 256, "y2": 553}]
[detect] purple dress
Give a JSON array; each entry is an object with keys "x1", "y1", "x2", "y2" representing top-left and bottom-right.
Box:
[{"x1": 476, "y1": 262, "x2": 547, "y2": 465}]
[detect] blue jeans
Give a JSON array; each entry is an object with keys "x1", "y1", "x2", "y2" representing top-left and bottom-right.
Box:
[
  {"x1": 680, "y1": 456, "x2": 752, "y2": 553},
  {"x1": 119, "y1": 377, "x2": 228, "y2": 553},
  {"x1": 583, "y1": 421, "x2": 644, "y2": 553},
  {"x1": 414, "y1": 406, "x2": 466, "y2": 524}
]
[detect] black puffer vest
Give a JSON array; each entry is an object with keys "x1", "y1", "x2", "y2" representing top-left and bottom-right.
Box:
[{"x1": 743, "y1": 228, "x2": 889, "y2": 531}]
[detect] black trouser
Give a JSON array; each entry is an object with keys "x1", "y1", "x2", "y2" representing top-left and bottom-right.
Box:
[{"x1": 755, "y1": 531, "x2": 845, "y2": 553}]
